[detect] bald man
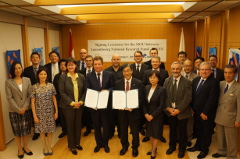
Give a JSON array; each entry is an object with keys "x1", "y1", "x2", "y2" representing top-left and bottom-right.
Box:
[
  {"x1": 105, "y1": 54, "x2": 123, "y2": 139},
  {"x1": 77, "y1": 48, "x2": 88, "y2": 71}
]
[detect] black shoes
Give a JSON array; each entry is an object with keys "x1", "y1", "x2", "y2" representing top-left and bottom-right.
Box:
[
  {"x1": 197, "y1": 149, "x2": 209, "y2": 158},
  {"x1": 84, "y1": 130, "x2": 91, "y2": 136},
  {"x1": 75, "y1": 145, "x2": 83, "y2": 150},
  {"x1": 159, "y1": 136, "x2": 166, "y2": 143},
  {"x1": 178, "y1": 150, "x2": 185, "y2": 158},
  {"x1": 23, "y1": 148, "x2": 33, "y2": 155},
  {"x1": 58, "y1": 132, "x2": 67, "y2": 138},
  {"x1": 140, "y1": 129, "x2": 145, "y2": 136},
  {"x1": 103, "y1": 145, "x2": 110, "y2": 153},
  {"x1": 142, "y1": 136, "x2": 150, "y2": 142},
  {"x1": 94, "y1": 145, "x2": 102, "y2": 153},
  {"x1": 187, "y1": 146, "x2": 201, "y2": 152},
  {"x1": 120, "y1": 147, "x2": 128, "y2": 156},
  {"x1": 166, "y1": 148, "x2": 176, "y2": 155},
  {"x1": 212, "y1": 153, "x2": 227, "y2": 158},
  {"x1": 32, "y1": 133, "x2": 39, "y2": 140},
  {"x1": 71, "y1": 149, "x2": 77, "y2": 155},
  {"x1": 18, "y1": 150, "x2": 24, "y2": 159},
  {"x1": 132, "y1": 148, "x2": 138, "y2": 157}
]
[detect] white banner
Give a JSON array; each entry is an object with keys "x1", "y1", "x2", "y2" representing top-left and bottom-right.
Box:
[{"x1": 88, "y1": 39, "x2": 167, "y2": 62}]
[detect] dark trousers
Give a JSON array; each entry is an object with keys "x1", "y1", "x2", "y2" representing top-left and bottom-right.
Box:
[
  {"x1": 168, "y1": 116, "x2": 188, "y2": 151},
  {"x1": 63, "y1": 107, "x2": 83, "y2": 149},
  {"x1": 91, "y1": 109, "x2": 109, "y2": 147},
  {"x1": 118, "y1": 110, "x2": 140, "y2": 149},
  {"x1": 82, "y1": 107, "x2": 92, "y2": 131},
  {"x1": 59, "y1": 107, "x2": 67, "y2": 133},
  {"x1": 194, "y1": 115, "x2": 215, "y2": 151},
  {"x1": 109, "y1": 109, "x2": 120, "y2": 136}
]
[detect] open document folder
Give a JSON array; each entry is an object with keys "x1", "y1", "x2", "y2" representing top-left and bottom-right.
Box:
[
  {"x1": 85, "y1": 88, "x2": 109, "y2": 109},
  {"x1": 112, "y1": 89, "x2": 139, "y2": 109}
]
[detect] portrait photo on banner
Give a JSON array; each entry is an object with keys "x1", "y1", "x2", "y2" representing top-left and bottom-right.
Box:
[
  {"x1": 33, "y1": 48, "x2": 44, "y2": 66},
  {"x1": 228, "y1": 48, "x2": 240, "y2": 81},
  {"x1": 6, "y1": 50, "x2": 21, "y2": 78}
]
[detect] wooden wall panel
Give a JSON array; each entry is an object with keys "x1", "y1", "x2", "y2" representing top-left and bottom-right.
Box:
[{"x1": 62, "y1": 23, "x2": 194, "y2": 71}]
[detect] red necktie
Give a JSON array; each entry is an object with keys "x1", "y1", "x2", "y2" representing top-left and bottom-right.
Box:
[{"x1": 126, "y1": 81, "x2": 130, "y2": 91}]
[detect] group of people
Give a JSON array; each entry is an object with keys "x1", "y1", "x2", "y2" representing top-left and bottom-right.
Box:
[{"x1": 5, "y1": 48, "x2": 240, "y2": 159}]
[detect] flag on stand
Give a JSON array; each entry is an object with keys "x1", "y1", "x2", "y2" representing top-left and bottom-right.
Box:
[
  {"x1": 69, "y1": 29, "x2": 75, "y2": 58},
  {"x1": 179, "y1": 27, "x2": 185, "y2": 52}
]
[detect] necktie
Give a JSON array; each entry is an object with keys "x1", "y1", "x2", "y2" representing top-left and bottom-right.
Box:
[
  {"x1": 185, "y1": 74, "x2": 188, "y2": 79},
  {"x1": 97, "y1": 73, "x2": 101, "y2": 89},
  {"x1": 212, "y1": 69, "x2": 215, "y2": 78},
  {"x1": 137, "y1": 65, "x2": 140, "y2": 72},
  {"x1": 195, "y1": 79, "x2": 205, "y2": 95},
  {"x1": 172, "y1": 79, "x2": 177, "y2": 102},
  {"x1": 88, "y1": 69, "x2": 91, "y2": 73},
  {"x1": 33, "y1": 67, "x2": 38, "y2": 76},
  {"x1": 81, "y1": 62, "x2": 85, "y2": 70},
  {"x1": 53, "y1": 64, "x2": 57, "y2": 77},
  {"x1": 126, "y1": 81, "x2": 130, "y2": 91},
  {"x1": 224, "y1": 84, "x2": 229, "y2": 94}
]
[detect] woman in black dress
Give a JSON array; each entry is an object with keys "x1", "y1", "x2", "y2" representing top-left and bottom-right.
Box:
[{"x1": 143, "y1": 70, "x2": 167, "y2": 159}]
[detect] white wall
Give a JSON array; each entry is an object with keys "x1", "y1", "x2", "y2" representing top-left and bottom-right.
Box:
[
  {"x1": 28, "y1": 27, "x2": 45, "y2": 65},
  {"x1": 0, "y1": 22, "x2": 23, "y2": 143},
  {"x1": 49, "y1": 29, "x2": 60, "y2": 50}
]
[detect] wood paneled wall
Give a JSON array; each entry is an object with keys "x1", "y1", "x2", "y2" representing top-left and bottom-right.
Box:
[{"x1": 62, "y1": 23, "x2": 195, "y2": 71}]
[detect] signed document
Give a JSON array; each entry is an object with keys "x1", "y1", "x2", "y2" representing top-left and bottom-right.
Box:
[
  {"x1": 85, "y1": 88, "x2": 109, "y2": 109},
  {"x1": 112, "y1": 89, "x2": 139, "y2": 109}
]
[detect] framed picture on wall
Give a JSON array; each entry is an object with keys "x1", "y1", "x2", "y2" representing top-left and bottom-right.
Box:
[
  {"x1": 6, "y1": 50, "x2": 21, "y2": 78},
  {"x1": 209, "y1": 47, "x2": 217, "y2": 57},
  {"x1": 228, "y1": 48, "x2": 240, "y2": 81},
  {"x1": 196, "y1": 46, "x2": 202, "y2": 57}
]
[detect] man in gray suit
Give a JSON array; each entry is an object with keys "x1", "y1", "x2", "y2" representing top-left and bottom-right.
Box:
[
  {"x1": 164, "y1": 61, "x2": 192, "y2": 158},
  {"x1": 181, "y1": 59, "x2": 198, "y2": 147},
  {"x1": 212, "y1": 65, "x2": 240, "y2": 159}
]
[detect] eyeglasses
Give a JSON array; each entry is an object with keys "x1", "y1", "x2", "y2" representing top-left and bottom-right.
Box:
[
  {"x1": 200, "y1": 69, "x2": 211, "y2": 71},
  {"x1": 134, "y1": 56, "x2": 142, "y2": 57},
  {"x1": 80, "y1": 52, "x2": 87, "y2": 54}
]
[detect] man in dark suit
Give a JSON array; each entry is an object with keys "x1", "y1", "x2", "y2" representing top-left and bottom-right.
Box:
[
  {"x1": 44, "y1": 51, "x2": 60, "y2": 83},
  {"x1": 187, "y1": 62, "x2": 220, "y2": 159},
  {"x1": 23, "y1": 52, "x2": 44, "y2": 140},
  {"x1": 115, "y1": 63, "x2": 144, "y2": 157},
  {"x1": 142, "y1": 55, "x2": 169, "y2": 143},
  {"x1": 130, "y1": 51, "x2": 149, "y2": 136},
  {"x1": 193, "y1": 57, "x2": 205, "y2": 76},
  {"x1": 131, "y1": 51, "x2": 149, "y2": 81},
  {"x1": 212, "y1": 65, "x2": 240, "y2": 159},
  {"x1": 77, "y1": 48, "x2": 88, "y2": 71},
  {"x1": 178, "y1": 51, "x2": 187, "y2": 64},
  {"x1": 85, "y1": 56, "x2": 115, "y2": 153},
  {"x1": 79, "y1": 55, "x2": 94, "y2": 136},
  {"x1": 209, "y1": 55, "x2": 224, "y2": 82},
  {"x1": 164, "y1": 62, "x2": 192, "y2": 158},
  {"x1": 144, "y1": 48, "x2": 165, "y2": 69},
  {"x1": 53, "y1": 58, "x2": 67, "y2": 138}
]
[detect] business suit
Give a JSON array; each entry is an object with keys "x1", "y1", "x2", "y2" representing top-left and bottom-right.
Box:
[
  {"x1": 191, "y1": 76, "x2": 219, "y2": 151},
  {"x1": 5, "y1": 77, "x2": 32, "y2": 136},
  {"x1": 23, "y1": 65, "x2": 44, "y2": 85},
  {"x1": 181, "y1": 72, "x2": 198, "y2": 81},
  {"x1": 44, "y1": 63, "x2": 60, "y2": 83},
  {"x1": 142, "y1": 69, "x2": 169, "y2": 86},
  {"x1": 85, "y1": 70, "x2": 115, "y2": 147},
  {"x1": 214, "y1": 81, "x2": 240, "y2": 159},
  {"x1": 212, "y1": 68, "x2": 224, "y2": 82},
  {"x1": 130, "y1": 63, "x2": 149, "y2": 81},
  {"x1": 143, "y1": 85, "x2": 166, "y2": 139},
  {"x1": 59, "y1": 73, "x2": 86, "y2": 149},
  {"x1": 164, "y1": 76, "x2": 192, "y2": 151},
  {"x1": 144, "y1": 60, "x2": 165, "y2": 70},
  {"x1": 77, "y1": 60, "x2": 86, "y2": 71},
  {"x1": 115, "y1": 77, "x2": 144, "y2": 149}
]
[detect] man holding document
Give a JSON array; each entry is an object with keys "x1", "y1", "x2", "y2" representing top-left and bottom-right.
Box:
[
  {"x1": 113, "y1": 63, "x2": 144, "y2": 157},
  {"x1": 85, "y1": 56, "x2": 115, "y2": 153}
]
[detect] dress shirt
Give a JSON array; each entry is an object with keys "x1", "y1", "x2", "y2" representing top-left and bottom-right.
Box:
[
  {"x1": 79, "y1": 61, "x2": 86, "y2": 70},
  {"x1": 148, "y1": 89, "x2": 155, "y2": 102},
  {"x1": 172, "y1": 75, "x2": 181, "y2": 89},
  {"x1": 212, "y1": 68, "x2": 216, "y2": 78},
  {"x1": 152, "y1": 68, "x2": 160, "y2": 72},
  {"x1": 124, "y1": 77, "x2": 132, "y2": 91},
  {"x1": 95, "y1": 71, "x2": 103, "y2": 87},
  {"x1": 51, "y1": 63, "x2": 59, "y2": 82},
  {"x1": 135, "y1": 63, "x2": 142, "y2": 71},
  {"x1": 67, "y1": 72, "x2": 79, "y2": 103},
  {"x1": 86, "y1": 67, "x2": 93, "y2": 75},
  {"x1": 226, "y1": 80, "x2": 235, "y2": 90}
]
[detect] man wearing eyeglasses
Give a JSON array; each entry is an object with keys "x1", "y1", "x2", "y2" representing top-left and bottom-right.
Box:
[
  {"x1": 144, "y1": 48, "x2": 165, "y2": 70},
  {"x1": 77, "y1": 48, "x2": 88, "y2": 71},
  {"x1": 188, "y1": 62, "x2": 220, "y2": 159}
]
